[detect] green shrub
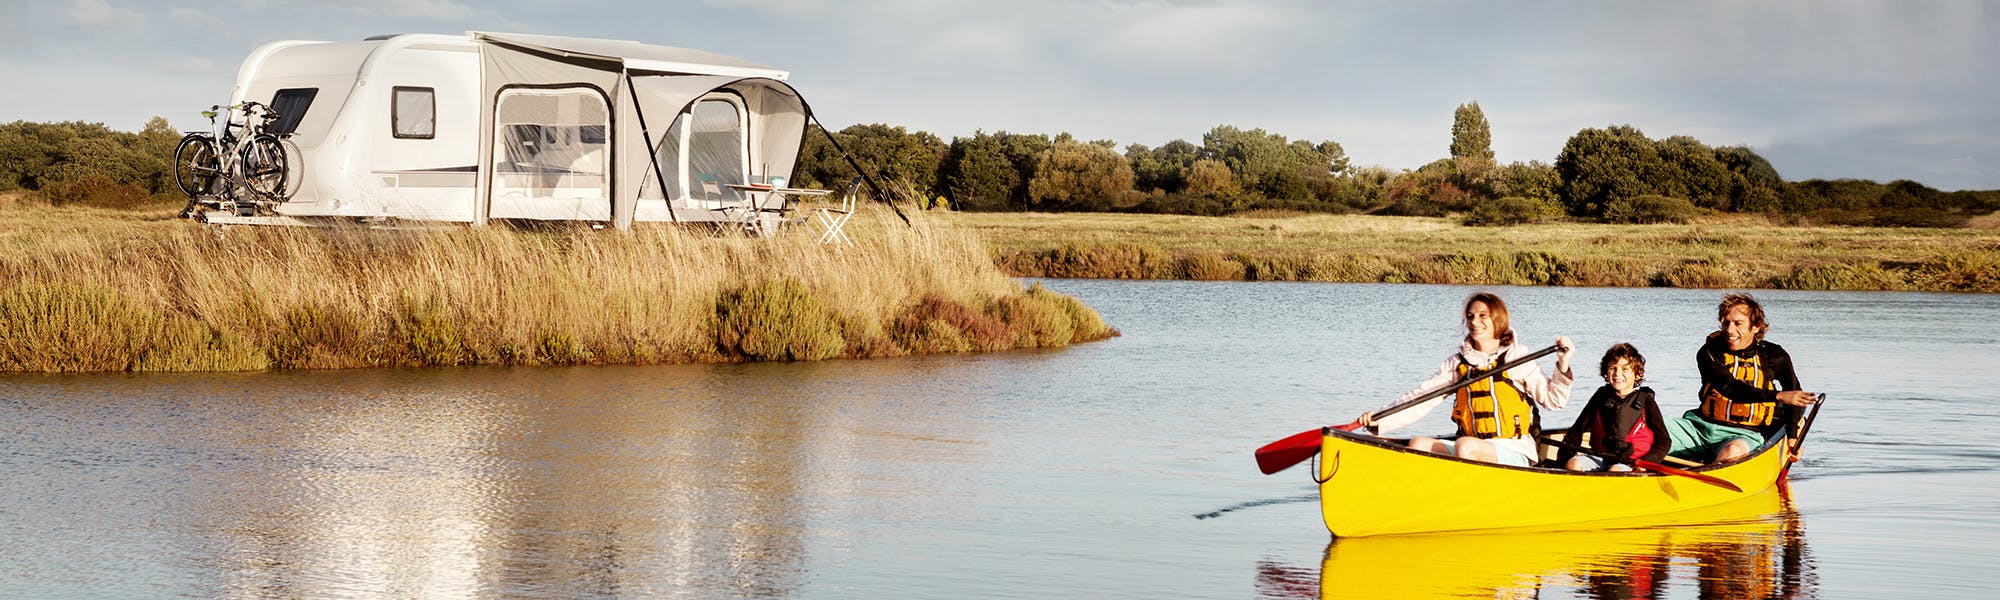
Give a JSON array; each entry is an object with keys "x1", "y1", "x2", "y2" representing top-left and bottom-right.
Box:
[
  {"x1": 394, "y1": 297, "x2": 471, "y2": 366},
  {"x1": 270, "y1": 302, "x2": 370, "y2": 369},
  {"x1": 890, "y1": 293, "x2": 1006, "y2": 353},
  {"x1": 1462, "y1": 197, "x2": 1550, "y2": 227},
  {"x1": 714, "y1": 278, "x2": 844, "y2": 361},
  {"x1": 1603, "y1": 195, "x2": 1702, "y2": 224}
]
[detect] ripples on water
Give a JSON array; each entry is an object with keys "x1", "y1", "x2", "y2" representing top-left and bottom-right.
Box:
[{"x1": 1, "y1": 282, "x2": 1995, "y2": 598}]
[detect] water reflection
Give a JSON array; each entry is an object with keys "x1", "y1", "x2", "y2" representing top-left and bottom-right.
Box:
[
  {"x1": 159, "y1": 366, "x2": 815, "y2": 598},
  {"x1": 1257, "y1": 488, "x2": 1814, "y2": 599}
]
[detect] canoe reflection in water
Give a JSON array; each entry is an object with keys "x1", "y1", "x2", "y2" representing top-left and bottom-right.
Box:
[{"x1": 1255, "y1": 486, "x2": 1815, "y2": 599}]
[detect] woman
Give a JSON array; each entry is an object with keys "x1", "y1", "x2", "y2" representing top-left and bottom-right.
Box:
[{"x1": 1355, "y1": 292, "x2": 1575, "y2": 465}]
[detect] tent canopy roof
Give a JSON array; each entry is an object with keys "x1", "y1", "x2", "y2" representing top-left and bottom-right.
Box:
[{"x1": 470, "y1": 31, "x2": 788, "y2": 80}]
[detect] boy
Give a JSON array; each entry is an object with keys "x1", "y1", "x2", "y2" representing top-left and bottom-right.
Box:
[{"x1": 1559, "y1": 343, "x2": 1670, "y2": 471}]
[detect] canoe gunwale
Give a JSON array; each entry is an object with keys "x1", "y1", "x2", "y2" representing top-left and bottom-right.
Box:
[{"x1": 1322, "y1": 424, "x2": 1789, "y2": 477}]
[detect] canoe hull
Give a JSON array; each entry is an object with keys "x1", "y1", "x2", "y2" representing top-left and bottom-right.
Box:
[{"x1": 1316, "y1": 428, "x2": 1790, "y2": 537}]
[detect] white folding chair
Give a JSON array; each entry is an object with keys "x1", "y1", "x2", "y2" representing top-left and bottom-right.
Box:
[{"x1": 816, "y1": 177, "x2": 860, "y2": 245}]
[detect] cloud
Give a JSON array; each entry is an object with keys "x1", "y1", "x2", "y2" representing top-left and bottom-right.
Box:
[
  {"x1": 699, "y1": 0, "x2": 829, "y2": 14},
  {"x1": 69, "y1": 0, "x2": 142, "y2": 29},
  {"x1": 343, "y1": 0, "x2": 481, "y2": 21},
  {"x1": 1087, "y1": 2, "x2": 1301, "y2": 73},
  {"x1": 167, "y1": 7, "x2": 224, "y2": 28}
]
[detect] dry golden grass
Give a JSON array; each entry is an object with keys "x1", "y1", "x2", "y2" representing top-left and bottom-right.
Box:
[
  {"x1": 958, "y1": 211, "x2": 2000, "y2": 292},
  {"x1": 0, "y1": 197, "x2": 1114, "y2": 372}
]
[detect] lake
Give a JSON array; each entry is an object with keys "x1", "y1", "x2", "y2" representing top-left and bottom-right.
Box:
[{"x1": 3, "y1": 280, "x2": 1995, "y2": 598}]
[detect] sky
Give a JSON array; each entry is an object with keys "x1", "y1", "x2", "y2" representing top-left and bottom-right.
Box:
[{"x1": 2, "y1": 0, "x2": 1994, "y2": 190}]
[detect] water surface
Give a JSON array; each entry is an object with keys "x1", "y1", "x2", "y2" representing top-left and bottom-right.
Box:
[{"x1": 3, "y1": 281, "x2": 1994, "y2": 598}]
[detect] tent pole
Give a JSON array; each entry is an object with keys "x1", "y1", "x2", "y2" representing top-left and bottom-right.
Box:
[
  {"x1": 806, "y1": 111, "x2": 912, "y2": 227},
  {"x1": 626, "y1": 72, "x2": 679, "y2": 224}
]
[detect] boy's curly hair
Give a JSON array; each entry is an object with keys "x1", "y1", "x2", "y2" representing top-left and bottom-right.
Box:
[{"x1": 1599, "y1": 342, "x2": 1646, "y2": 382}]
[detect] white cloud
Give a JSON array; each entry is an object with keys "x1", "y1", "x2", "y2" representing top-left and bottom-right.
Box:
[
  {"x1": 69, "y1": 0, "x2": 142, "y2": 29},
  {"x1": 167, "y1": 7, "x2": 223, "y2": 28},
  {"x1": 344, "y1": 0, "x2": 480, "y2": 21},
  {"x1": 699, "y1": 0, "x2": 829, "y2": 14},
  {"x1": 1088, "y1": 2, "x2": 1300, "y2": 73}
]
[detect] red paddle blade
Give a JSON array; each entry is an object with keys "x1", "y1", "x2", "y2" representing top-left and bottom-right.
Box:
[
  {"x1": 1254, "y1": 428, "x2": 1325, "y2": 475},
  {"x1": 1633, "y1": 458, "x2": 1743, "y2": 492}
]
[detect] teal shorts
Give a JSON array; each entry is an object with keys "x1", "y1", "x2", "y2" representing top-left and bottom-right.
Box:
[{"x1": 1666, "y1": 409, "x2": 1763, "y2": 462}]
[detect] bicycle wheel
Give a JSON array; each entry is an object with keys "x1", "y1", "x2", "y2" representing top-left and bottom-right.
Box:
[
  {"x1": 173, "y1": 134, "x2": 221, "y2": 197},
  {"x1": 239, "y1": 134, "x2": 291, "y2": 200}
]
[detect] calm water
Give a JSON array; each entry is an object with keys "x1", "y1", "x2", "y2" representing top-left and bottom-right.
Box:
[{"x1": 3, "y1": 281, "x2": 1996, "y2": 599}]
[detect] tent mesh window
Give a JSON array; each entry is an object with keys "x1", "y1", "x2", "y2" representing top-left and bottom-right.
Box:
[
  {"x1": 687, "y1": 97, "x2": 746, "y2": 205},
  {"x1": 492, "y1": 88, "x2": 609, "y2": 200},
  {"x1": 640, "y1": 117, "x2": 686, "y2": 203}
]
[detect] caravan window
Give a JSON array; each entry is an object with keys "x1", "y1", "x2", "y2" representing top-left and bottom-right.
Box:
[
  {"x1": 392, "y1": 87, "x2": 435, "y2": 139},
  {"x1": 267, "y1": 88, "x2": 317, "y2": 135},
  {"x1": 492, "y1": 86, "x2": 610, "y2": 200}
]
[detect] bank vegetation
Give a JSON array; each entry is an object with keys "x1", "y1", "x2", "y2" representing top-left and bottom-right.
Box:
[
  {"x1": 0, "y1": 194, "x2": 1115, "y2": 373},
  {"x1": 967, "y1": 211, "x2": 2000, "y2": 293}
]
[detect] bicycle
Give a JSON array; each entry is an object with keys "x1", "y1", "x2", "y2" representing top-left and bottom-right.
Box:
[{"x1": 174, "y1": 101, "x2": 297, "y2": 216}]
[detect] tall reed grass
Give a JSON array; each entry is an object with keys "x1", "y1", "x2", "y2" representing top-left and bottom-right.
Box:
[{"x1": 0, "y1": 204, "x2": 1115, "y2": 373}]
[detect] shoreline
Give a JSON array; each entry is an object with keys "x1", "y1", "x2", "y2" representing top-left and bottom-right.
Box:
[{"x1": 957, "y1": 212, "x2": 2000, "y2": 293}]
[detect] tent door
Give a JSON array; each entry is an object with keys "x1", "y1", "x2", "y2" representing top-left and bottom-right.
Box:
[{"x1": 487, "y1": 86, "x2": 613, "y2": 221}]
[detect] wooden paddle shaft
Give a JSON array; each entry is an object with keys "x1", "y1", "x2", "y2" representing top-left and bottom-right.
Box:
[{"x1": 1367, "y1": 344, "x2": 1562, "y2": 426}]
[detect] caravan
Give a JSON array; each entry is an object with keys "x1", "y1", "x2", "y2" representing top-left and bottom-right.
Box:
[{"x1": 196, "y1": 31, "x2": 814, "y2": 230}]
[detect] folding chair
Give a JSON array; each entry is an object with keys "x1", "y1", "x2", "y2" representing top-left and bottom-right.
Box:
[{"x1": 815, "y1": 177, "x2": 860, "y2": 245}]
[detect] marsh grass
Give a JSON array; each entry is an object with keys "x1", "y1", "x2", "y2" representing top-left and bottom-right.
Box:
[
  {"x1": 966, "y1": 212, "x2": 2000, "y2": 293},
  {"x1": 0, "y1": 199, "x2": 1115, "y2": 373}
]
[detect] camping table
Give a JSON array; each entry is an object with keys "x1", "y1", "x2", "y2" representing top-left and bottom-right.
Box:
[{"x1": 723, "y1": 183, "x2": 831, "y2": 236}]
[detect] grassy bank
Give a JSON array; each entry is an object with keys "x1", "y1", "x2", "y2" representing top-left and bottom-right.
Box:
[
  {"x1": 0, "y1": 195, "x2": 1114, "y2": 373},
  {"x1": 961, "y1": 211, "x2": 2000, "y2": 292}
]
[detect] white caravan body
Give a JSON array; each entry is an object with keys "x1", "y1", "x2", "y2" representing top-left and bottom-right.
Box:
[{"x1": 225, "y1": 32, "x2": 810, "y2": 228}]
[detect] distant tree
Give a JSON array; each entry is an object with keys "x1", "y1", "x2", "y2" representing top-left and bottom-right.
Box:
[
  {"x1": 1199, "y1": 125, "x2": 1346, "y2": 202},
  {"x1": 1654, "y1": 135, "x2": 1733, "y2": 210},
  {"x1": 1503, "y1": 160, "x2": 1558, "y2": 203},
  {"x1": 939, "y1": 130, "x2": 1050, "y2": 211},
  {"x1": 794, "y1": 123, "x2": 945, "y2": 201},
  {"x1": 1126, "y1": 139, "x2": 1201, "y2": 194},
  {"x1": 1554, "y1": 125, "x2": 1661, "y2": 217},
  {"x1": 1450, "y1": 102, "x2": 1494, "y2": 160},
  {"x1": 1180, "y1": 159, "x2": 1240, "y2": 198},
  {"x1": 1713, "y1": 145, "x2": 1783, "y2": 212},
  {"x1": 1027, "y1": 139, "x2": 1136, "y2": 210}
]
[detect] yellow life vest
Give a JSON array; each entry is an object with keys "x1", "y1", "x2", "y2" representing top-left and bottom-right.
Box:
[
  {"x1": 1701, "y1": 352, "x2": 1779, "y2": 427},
  {"x1": 1451, "y1": 355, "x2": 1537, "y2": 439}
]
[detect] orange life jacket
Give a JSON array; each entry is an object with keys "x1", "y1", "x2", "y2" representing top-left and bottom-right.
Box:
[
  {"x1": 1701, "y1": 352, "x2": 1778, "y2": 427},
  {"x1": 1451, "y1": 355, "x2": 1537, "y2": 439}
]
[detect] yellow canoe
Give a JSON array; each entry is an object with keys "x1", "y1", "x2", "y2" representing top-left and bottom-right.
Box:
[
  {"x1": 1313, "y1": 486, "x2": 1806, "y2": 598},
  {"x1": 1315, "y1": 428, "x2": 1793, "y2": 537}
]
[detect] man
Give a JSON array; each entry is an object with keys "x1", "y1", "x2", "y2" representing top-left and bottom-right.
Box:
[{"x1": 1666, "y1": 293, "x2": 1820, "y2": 463}]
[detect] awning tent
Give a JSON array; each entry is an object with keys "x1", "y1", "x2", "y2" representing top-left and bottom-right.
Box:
[{"x1": 471, "y1": 31, "x2": 809, "y2": 229}]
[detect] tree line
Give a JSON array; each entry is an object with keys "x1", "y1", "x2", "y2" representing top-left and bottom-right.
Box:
[
  {"x1": 790, "y1": 102, "x2": 1999, "y2": 227},
  {"x1": 0, "y1": 118, "x2": 182, "y2": 208},
  {"x1": 6, "y1": 105, "x2": 1996, "y2": 226}
]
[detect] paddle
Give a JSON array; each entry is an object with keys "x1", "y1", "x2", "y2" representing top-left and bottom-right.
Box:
[
  {"x1": 1780, "y1": 393, "x2": 1827, "y2": 480},
  {"x1": 1539, "y1": 437, "x2": 1743, "y2": 492},
  {"x1": 1255, "y1": 344, "x2": 1562, "y2": 475}
]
